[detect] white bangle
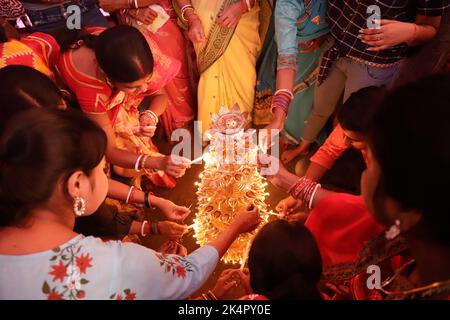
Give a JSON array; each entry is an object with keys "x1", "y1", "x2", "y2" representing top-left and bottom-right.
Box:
[
  {"x1": 140, "y1": 110, "x2": 159, "y2": 125},
  {"x1": 133, "y1": 0, "x2": 138, "y2": 9},
  {"x1": 148, "y1": 110, "x2": 159, "y2": 124},
  {"x1": 134, "y1": 154, "x2": 144, "y2": 172},
  {"x1": 308, "y1": 184, "x2": 321, "y2": 210},
  {"x1": 141, "y1": 220, "x2": 148, "y2": 237},
  {"x1": 246, "y1": 0, "x2": 252, "y2": 11},
  {"x1": 274, "y1": 89, "x2": 294, "y2": 100},
  {"x1": 126, "y1": 186, "x2": 135, "y2": 204}
]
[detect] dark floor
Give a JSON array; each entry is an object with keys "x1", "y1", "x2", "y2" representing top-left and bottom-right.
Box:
[{"x1": 140, "y1": 127, "x2": 365, "y2": 298}]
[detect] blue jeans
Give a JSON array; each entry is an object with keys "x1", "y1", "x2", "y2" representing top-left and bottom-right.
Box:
[{"x1": 24, "y1": 0, "x2": 109, "y2": 33}]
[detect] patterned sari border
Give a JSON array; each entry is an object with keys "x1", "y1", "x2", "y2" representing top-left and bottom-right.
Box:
[{"x1": 197, "y1": 0, "x2": 239, "y2": 74}]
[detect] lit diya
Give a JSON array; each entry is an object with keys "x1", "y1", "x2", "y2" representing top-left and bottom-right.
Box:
[{"x1": 246, "y1": 190, "x2": 256, "y2": 198}]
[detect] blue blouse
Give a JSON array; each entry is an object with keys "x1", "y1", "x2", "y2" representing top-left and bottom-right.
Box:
[
  {"x1": 275, "y1": 0, "x2": 329, "y2": 69},
  {"x1": 0, "y1": 235, "x2": 218, "y2": 300}
]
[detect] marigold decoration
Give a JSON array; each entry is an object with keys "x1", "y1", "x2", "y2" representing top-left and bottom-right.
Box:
[{"x1": 192, "y1": 104, "x2": 275, "y2": 265}]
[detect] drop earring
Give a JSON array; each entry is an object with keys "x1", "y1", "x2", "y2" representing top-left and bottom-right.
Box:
[{"x1": 73, "y1": 196, "x2": 86, "y2": 217}]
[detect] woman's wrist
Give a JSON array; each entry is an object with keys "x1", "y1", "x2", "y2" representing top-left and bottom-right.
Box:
[
  {"x1": 149, "y1": 194, "x2": 164, "y2": 209},
  {"x1": 279, "y1": 170, "x2": 300, "y2": 192},
  {"x1": 406, "y1": 22, "x2": 418, "y2": 46},
  {"x1": 143, "y1": 156, "x2": 162, "y2": 170}
]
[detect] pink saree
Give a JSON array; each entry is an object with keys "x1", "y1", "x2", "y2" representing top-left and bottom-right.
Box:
[{"x1": 117, "y1": 0, "x2": 195, "y2": 140}]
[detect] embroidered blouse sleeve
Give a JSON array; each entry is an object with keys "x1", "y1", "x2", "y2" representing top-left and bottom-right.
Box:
[
  {"x1": 113, "y1": 243, "x2": 219, "y2": 300},
  {"x1": 274, "y1": 0, "x2": 303, "y2": 70}
]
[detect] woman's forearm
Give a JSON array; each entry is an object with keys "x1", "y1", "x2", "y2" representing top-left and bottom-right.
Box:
[
  {"x1": 276, "y1": 68, "x2": 296, "y2": 92},
  {"x1": 310, "y1": 187, "x2": 335, "y2": 209},
  {"x1": 107, "y1": 178, "x2": 167, "y2": 209},
  {"x1": 305, "y1": 162, "x2": 329, "y2": 182},
  {"x1": 207, "y1": 224, "x2": 241, "y2": 258},
  {"x1": 408, "y1": 15, "x2": 441, "y2": 46},
  {"x1": 147, "y1": 92, "x2": 168, "y2": 116}
]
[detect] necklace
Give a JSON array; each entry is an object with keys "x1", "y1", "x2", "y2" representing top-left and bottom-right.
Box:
[{"x1": 379, "y1": 260, "x2": 450, "y2": 299}]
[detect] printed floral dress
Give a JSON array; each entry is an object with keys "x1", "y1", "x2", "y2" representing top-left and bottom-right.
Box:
[{"x1": 0, "y1": 235, "x2": 218, "y2": 300}]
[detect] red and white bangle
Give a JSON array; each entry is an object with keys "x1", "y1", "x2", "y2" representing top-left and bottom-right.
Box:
[
  {"x1": 289, "y1": 176, "x2": 320, "y2": 209},
  {"x1": 272, "y1": 89, "x2": 294, "y2": 116},
  {"x1": 275, "y1": 89, "x2": 294, "y2": 100},
  {"x1": 308, "y1": 184, "x2": 321, "y2": 209}
]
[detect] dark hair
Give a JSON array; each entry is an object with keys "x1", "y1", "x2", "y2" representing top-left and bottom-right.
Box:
[
  {"x1": 54, "y1": 25, "x2": 153, "y2": 83},
  {"x1": 337, "y1": 86, "x2": 387, "y2": 134},
  {"x1": 0, "y1": 65, "x2": 64, "y2": 133},
  {"x1": 0, "y1": 108, "x2": 107, "y2": 227},
  {"x1": 0, "y1": 25, "x2": 7, "y2": 43},
  {"x1": 369, "y1": 72, "x2": 450, "y2": 246},
  {"x1": 248, "y1": 220, "x2": 322, "y2": 300}
]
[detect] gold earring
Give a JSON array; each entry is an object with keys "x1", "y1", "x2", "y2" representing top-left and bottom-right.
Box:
[{"x1": 73, "y1": 196, "x2": 86, "y2": 217}]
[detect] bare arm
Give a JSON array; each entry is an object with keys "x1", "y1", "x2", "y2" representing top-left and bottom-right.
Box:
[
  {"x1": 85, "y1": 113, "x2": 163, "y2": 169},
  {"x1": 147, "y1": 90, "x2": 168, "y2": 116},
  {"x1": 408, "y1": 15, "x2": 441, "y2": 46},
  {"x1": 304, "y1": 162, "x2": 329, "y2": 182},
  {"x1": 207, "y1": 209, "x2": 260, "y2": 258}
]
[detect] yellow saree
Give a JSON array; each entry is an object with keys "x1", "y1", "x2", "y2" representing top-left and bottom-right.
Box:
[{"x1": 190, "y1": 0, "x2": 261, "y2": 134}]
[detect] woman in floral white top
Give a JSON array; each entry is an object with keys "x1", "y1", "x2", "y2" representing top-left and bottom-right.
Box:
[{"x1": 0, "y1": 109, "x2": 261, "y2": 300}]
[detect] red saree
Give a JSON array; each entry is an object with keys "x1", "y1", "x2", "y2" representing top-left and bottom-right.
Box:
[
  {"x1": 117, "y1": 0, "x2": 195, "y2": 140},
  {"x1": 57, "y1": 27, "x2": 180, "y2": 188},
  {"x1": 305, "y1": 193, "x2": 385, "y2": 267}
]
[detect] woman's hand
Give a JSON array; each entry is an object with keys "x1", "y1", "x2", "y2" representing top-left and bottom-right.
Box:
[
  {"x1": 258, "y1": 154, "x2": 297, "y2": 192},
  {"x1": 135, "y1": 7, "x2": 158, "y2": 25},
  {"x1": 323, "y1": 282, "x2": 352, "y2": 300},
  {"x1": 158, "y1": 240, "x2": 187, "y2": 256},
  {"x1": 211, "y1": 269, "x2": 240, "y2": 299},
  {"x1": 139, "y1": 113, "x2": 157, "y2": 137},
  {"x1": 360, "y1": 20, "x2": 416, "y2": 52},
  {"x1": 157, "y1": 221, "x2": 188, "y2": 240},
  {"x1": 262, "y1": 108, "x2": 286, "y2": 151},
  {"x1": 230, "y1": 208, "x2": 261, "y2": 234},
  {"x1": 275, "y1": 195, "x2": 302, "y2": 216},
  {"x1": 187, "y1": 15, "x2": 207, "y2": 43},
  {"x1": 153, "y1": 155, "x2": 191, "y2": 178},
  {"x1": 159, "y1": 199, "x2": 191, "y2": 221},
  {"x1": 216, "y1": 2, "x2": 243, "y2": 28},
  {"x1": 235, "y1": 268, "x2": 252, "y2": 295}
]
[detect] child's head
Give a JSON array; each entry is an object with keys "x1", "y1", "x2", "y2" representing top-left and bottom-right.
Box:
[
  {"x1": 0, "y1": 108, "x2": 108, "y2": 227},
  {"x1": 248, "y1": 220, "x2": 322, "y2": 300},
  {"x1": 337, "y1": 86, "x2": 387, "y2": 150}
]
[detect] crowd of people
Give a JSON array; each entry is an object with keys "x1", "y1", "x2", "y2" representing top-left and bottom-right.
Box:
[{"x1": 0, "y1": 0, "x2": 449, "y2": 300}]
